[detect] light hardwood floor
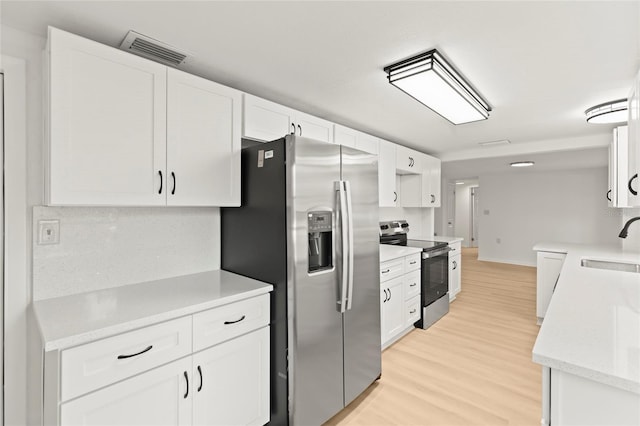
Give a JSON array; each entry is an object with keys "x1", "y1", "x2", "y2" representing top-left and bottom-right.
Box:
[{"x1": 325, "y1": 247, "x2": 541, "y2": 426}]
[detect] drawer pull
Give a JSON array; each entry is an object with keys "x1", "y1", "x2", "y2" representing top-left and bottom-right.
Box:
[
  {"x1": 183, "y1": 371, "x2": 189, "y2": 399},
  {"x1": 224, "y1": 315, "x2": 246, "y2": 325},
  {"x1": 410, "y1": 309, "x2": 417, "y2": 314},
  {"x1": 409, "y1": 283, "x2": 417, "y2": 287},
  {"x1": 197, "y1": 365, "x2": 203, "y2": 392},
  {"x1": 409, "y1": 261, "x2": 417, "y2": 265},
  {"x1": 381, "y1": 269, "x2": 391, "y2": 274},
  {"x1": 116, "y1": 345, "x2": 153, "y2": 360}
]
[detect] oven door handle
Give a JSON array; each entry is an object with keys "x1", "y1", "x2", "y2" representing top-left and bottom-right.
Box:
[
  {"x1": 335, "y1": 181, "x2": 349, "y2": 313},
  {"x1": 422, "y1": 247, "x2": 451, "y2": 259}
]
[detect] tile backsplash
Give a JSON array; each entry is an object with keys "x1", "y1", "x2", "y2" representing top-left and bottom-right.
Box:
[{"x1": 32, "y1": 206, "x2": 220, "y2": 300}]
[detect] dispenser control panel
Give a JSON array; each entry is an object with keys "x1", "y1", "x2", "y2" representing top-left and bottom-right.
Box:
[{"x1": 308, "y1": 212, "x2": 332, "y2": 231}]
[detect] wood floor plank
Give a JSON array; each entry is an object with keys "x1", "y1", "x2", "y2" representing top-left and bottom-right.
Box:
[{"x1": 325, "y1": 247, "x2": 541, "y2": 426}]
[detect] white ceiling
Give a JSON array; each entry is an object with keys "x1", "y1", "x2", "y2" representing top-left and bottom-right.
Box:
[
  {"x1": 442, "y1": 146, "x2": 608, "y2": 180},
  {"x1": 1, "y1": 1, "x2": 639, "y2": 156}
]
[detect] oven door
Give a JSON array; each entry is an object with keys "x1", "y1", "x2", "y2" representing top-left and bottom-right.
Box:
[{"x1": 421, "y1": 249, "x2": 450, "y2": 306}]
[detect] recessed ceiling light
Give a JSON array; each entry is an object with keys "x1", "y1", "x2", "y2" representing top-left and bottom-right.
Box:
[
  {"x1": 585, "y1": 99, "x2": 627, "y2": 124},
  {"x1": 455, "y1": 181, "x2": 465, "y2": 185},
  {"x1": 510, "y1": 161, "x2": 535, "y2": 168},
  {"x1": 478, "y1": 139, "x2": 511, "y2": 146}
]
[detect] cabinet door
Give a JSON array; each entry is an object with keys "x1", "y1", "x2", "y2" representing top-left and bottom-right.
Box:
[
  {"x1": 295, "y1": 111, "x2": 334, "y2": 143},
  {"x1": 47, "y1": 27, "x2": 167, "y2": 206},
  {"x1": 378, "y1": 140, "x2": 397, "y2": 207},
  {"x1": 536, "y1": 251, "x2": 566, "y2": 321},
  {"x1": 192, "y1": 327, "x2": 270, "y2": 426},
  {"x1": 381, "y1": 277, "x2": 404, "y2": 346},
  {"x1": 334, "y1": 124, "x2": 358, "y2": 148},
  {"x1": 427, "y1": 156, "x2": 442, "y2": 207},
  {"x1": 396, "y1": 145, "x2": 421, "y2": 173},
  {"x1": 243, "y1": 94, "x2": 293, "y2": 142},
  {"x1": 167, "y1": 69, "x2": 241, "y2": 206},
  {"x1": 60, "y1": 357, "x2": 192, "y2": 426},
  {"x1": 627, "y1": 73, "x2": 640, "y2": 207},
  {"x1": 448, "y1": 253, "x2": 461, "y2": 301}
]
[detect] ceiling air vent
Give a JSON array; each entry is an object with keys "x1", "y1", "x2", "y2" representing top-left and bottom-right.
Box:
[{"x1": 120, "y1": 31, "x2": 188, "y2": 67}]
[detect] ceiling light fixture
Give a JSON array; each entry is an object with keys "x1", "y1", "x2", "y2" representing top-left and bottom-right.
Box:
[
  {"x1": 510, "y1": 161, "x2": 535, "y2": 168},
  {"x1": 455, "y1": 181, "x2": 465, "y2": 185},
  {"x1": 384, "y1": 49, "x2": 491, "y2": 125},
  {"x1": 585, "y1": 99, "x2": 627, "y2": 124}
]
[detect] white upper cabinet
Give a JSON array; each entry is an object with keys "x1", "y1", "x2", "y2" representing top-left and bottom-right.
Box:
[
  {"x1": 243, "y1": 94, "x2": 333, "y2": 143},
  {"x1": 396, "y1": 145, "x2": 422, "y2": 174},
  {"x1": 627, "y1": 71, "x2": 640, "y2": 207},
  {"x1": 398, "y1": 152, "x2": 441, "y2": 208},
  {"x1": 378, "y1": 139, "x2": 397, "y2": 207},
  {"x1": 47, "y1": 27, "x2": 167, "y2": 206},
  {"x1": 46, "y1": 27, "x2": 241, "y2": 207},
  {"x1": 334, "y1": 124, "x2": 379, "y2": 154},
  {"x1": 609, "y1": 126, "x2": 629, "y2": 208},
  {"x1": 423, "y1": 156, "x2": 442, "y2": 207},
  {"x1": 167, "y1": 68, "x2": 241, "y2": 206}
]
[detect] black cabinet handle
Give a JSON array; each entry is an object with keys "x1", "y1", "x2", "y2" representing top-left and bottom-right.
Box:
[
  {"x1": 291, "y1": 123, "x2": 296, "y2": 135},
  {"x1": 381, "y1": 269, "x2": 390, "y2": 274},
  {"x1": 431, "y1": 194, "x2": 435, "y2": 203},
  {"x1": 409, "y1": 283, "x2": 417, "y2": 287},
  {"x1": 117, "y1": 345, "x2": 153, "y2": 360},
  {"x1": 197, "y1": 365, "x2": 203, "y2": 392},
  {"x1": 408, "y1": 157, "x2": 414, "y2": 167},
  {"x1": 384, "y1": 289, "x2": 389, "y2": 302},
  {"x1": 388, "y1": 288, "x2": 391, "y2": 301},
  {"x1": 224, "y1": 315, "x2": 246, "y2": 325},
  {"x1": 453, "y1": 260, "x2": 458, "y2": 270},
  {"x1": 183, "y1": 371, "x2": 189, "y2": 399},
  {"x1": 158, "y1": 171, "x2": 163, "y2": 194},
  {"x1": 606, "y1": 189, "x2": 612, "y2": 201},
  {"x1": 409, "y1": 261, "x2": 417, "y2": 265},
  {"x1": 409, "y1": 309, "x2": 416, "y2": 314},
  {"x1": 171, "y1": 172, "x2": 176, "y2": 195},
  {"x1": 297, "y1": 124, "x2": 302, "y2": 136},
  {"x1": 630, "y1": 174, "x2": 638, "y2": 196},
  {"x1": 393, "y1": 191, "x2": 397, "y2": 202}
]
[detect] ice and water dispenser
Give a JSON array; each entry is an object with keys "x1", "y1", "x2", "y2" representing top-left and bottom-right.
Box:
[{"x1": 308, "y1": 211, "x2": 333, "y2": 273}]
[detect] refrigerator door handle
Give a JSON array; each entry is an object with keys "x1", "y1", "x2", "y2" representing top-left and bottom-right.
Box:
[
  {"x1": 335, "y1": 181, "x2": 349, "y2": 313},
  {"x1": 344, "y1": 180, "x2": 355, "y2": 311}
]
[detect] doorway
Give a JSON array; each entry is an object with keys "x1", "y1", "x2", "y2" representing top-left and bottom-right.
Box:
[{"x1": 470, "y1": 187, "x2": 479, "y2": 248}]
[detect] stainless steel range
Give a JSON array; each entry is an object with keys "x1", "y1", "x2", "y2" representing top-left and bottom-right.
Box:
[{"x1": 380, "y1": 220, "x2": 451, "y2": 329}]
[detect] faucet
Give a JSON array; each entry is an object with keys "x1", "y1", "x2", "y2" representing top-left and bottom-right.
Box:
[{"x1": 619, "y1": 216, "x2": 640, "y2": 238}]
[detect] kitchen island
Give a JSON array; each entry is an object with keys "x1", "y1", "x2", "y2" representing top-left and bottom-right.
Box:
[{"x1": 532, "y1": 242, "x2": 640, "y2": 425}]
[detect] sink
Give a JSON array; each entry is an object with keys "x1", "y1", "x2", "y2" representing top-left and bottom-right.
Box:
[{"x1": 581, "y1": 258, "x2": 640, "y2": 273}]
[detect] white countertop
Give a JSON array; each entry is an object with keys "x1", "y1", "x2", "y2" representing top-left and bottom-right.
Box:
[
  {"x1": 433, "y1": 236, "x2": 464, "y2": 244},
  {"x1": 532, "y1": 242, "x2": 640, "y2": 394},
  {"x1": 32, "y1": 270, "x2": 273, "y2": 351},
  {"x1": 379, "y1": 244, "x2": 423, "y2": 262}
]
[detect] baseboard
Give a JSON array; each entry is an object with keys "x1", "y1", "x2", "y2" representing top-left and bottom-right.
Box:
[{"x1": 476, "y1": 256, "x2": 536, "y2": 268}]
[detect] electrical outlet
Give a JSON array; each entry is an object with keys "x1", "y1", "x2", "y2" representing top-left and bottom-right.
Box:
[{"x1": 38, "y1": 220, "x2": 60, "y2": 245}]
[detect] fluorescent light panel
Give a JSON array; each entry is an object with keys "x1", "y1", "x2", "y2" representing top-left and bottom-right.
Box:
[
  {"x1": 385, "y1": 49, "x2": 491, "y2": 125},
  {"x1": 585, "y1": 99, "x2": 627, "y2": 124},
  {"x1": 510, "y1": 161, "x2": 534, "y2": 168}
]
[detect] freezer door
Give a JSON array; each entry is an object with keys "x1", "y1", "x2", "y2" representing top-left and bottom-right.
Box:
[
  {"x1": 340, "y1": 145, "x2": 382, "y2": 406},
  {"x1": 287, "y1": 136, "x2": 345, "y2": 425}
]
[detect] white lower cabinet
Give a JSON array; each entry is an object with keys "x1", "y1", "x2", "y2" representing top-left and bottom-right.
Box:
[
  {"x1": 45, "y1": 294, "x2": 270, "y2": 426},
  {"x1": 536, "y1": 251, "x2": 567, "y2": 323},
  {"x1": 61, "y1": 357, "x2": 193, "y2": 426},
  {"x1": 193, "y1": 328, "x2": 269, "y2": 426},
  {"x1": 448, "y1": 241, "x2": 462, "y2": 301},
  {"x1": 380, "y1": 253, "x2": 421, "y2": 349}
]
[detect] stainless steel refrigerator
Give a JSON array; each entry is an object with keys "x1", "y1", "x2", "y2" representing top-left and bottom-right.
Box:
[{"x1": 221, "y1": 135, "x2": 381, "y2": 425}]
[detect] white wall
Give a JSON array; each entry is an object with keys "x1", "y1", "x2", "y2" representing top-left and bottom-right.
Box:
[
  {"x1": 379, "y1": 207, "x2": 434, "y2": 240},
  {"x1": 478, "y1": 167, "x2": 622, "y2": 266}
]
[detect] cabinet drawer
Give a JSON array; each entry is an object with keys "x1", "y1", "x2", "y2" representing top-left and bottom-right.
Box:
[
  {"x1": 193, "y1": 294, "x2": 270, "y2": 352},
  {"x1": 60, "y1": 316, "x2": 192, "y2": 402},
  {"x1": 380, "y1": 258, "x2": 404, "y2": 282},
  {"x1": 448, "y1": 241, "x2": 462, "y2": 254},
  {"x1": 404, "y1": 253, "x2": 421, "y2": 272},
  {"x1": 406, "y1": 296, "x2": 421, "y2": 327},
  {"x1": 404, "y1": 270, "x2": 421, "y2": 300}
]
